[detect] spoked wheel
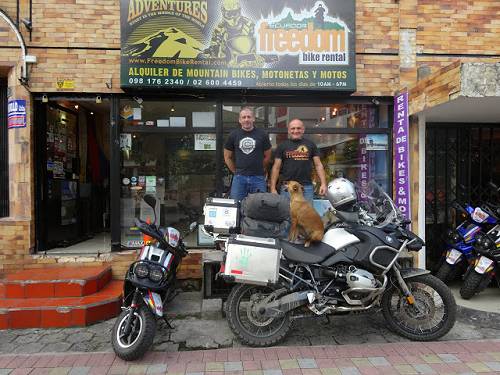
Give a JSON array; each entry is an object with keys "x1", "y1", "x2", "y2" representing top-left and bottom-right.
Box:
[
  {"x1": 381, "y1": 274, "x2": 456, "y2": 341},
  {"x1": 111, "y1": 306, "x2": 157, "y2": 361},
  {"x1": 226, "y1": 284, "x2": 291, "y2": 347}
]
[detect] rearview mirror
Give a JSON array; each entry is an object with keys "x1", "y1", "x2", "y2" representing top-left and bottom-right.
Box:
[
  {"x1": 189, "y1": 222, "x2": 198, "y2": 232},
  {"x1": 143, "y1": 194, "x2": 156, "y2": 209}
]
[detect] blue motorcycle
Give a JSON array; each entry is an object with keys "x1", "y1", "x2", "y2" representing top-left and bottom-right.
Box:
[
  {"x1": 460, "y1": 225, "x2": 500, "y2": 299},
  {"x1": 435, "y1": 201, "x2": 498, "y2": 282}
]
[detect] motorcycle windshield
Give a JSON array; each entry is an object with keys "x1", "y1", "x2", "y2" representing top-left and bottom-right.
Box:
[{"x1": 356, "y1": 180, "x2": 404, "y2": 228}]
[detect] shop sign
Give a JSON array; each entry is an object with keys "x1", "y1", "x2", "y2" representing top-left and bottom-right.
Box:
[
  {"x1": 120, "y1": 0, "x2": 356, "y2": 91},
  {"x1": 195, "y1": 133, "x2": 216, "y2": 150},
  {"x1": 7, "y1": 99, "x2": 26, "y2": 129},
  {"x1": 393, "y1": 91, "x2": 411, "y2": 220}
]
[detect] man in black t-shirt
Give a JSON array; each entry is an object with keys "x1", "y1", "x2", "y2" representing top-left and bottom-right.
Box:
[
  {"x1": 270, "y1": 119, "x2": 327, "y2": 202},
  {"x1": 224, "y1": 107, "x2": 272, "y2": 201}
]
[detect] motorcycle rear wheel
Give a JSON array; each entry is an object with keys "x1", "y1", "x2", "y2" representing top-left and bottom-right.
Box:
[
  {"x1": 381, "y1": 274, "x2": 456, "y2": 341},
  {"x1": 111, "y1": 306, "x2": 157, "y2": 361},
  {"x1": 460, "y1": 270, "x2": 490, "y2": 300},
  {"x1": 226, "y1": 284, "x2": 291, "y2": 347}
]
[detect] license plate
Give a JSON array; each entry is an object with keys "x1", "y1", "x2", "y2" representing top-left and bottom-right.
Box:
[
  {"x1": 446, "y1": 249, "x2": 462, "y2": 264},
  {"x1": 474, "y1": 256, "x2": 494, "y2": 274}
]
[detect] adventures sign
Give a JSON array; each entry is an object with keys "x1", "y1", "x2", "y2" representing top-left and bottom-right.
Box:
[{"x1": 120, "y1": 0, "x2": 356, "y2": 91}]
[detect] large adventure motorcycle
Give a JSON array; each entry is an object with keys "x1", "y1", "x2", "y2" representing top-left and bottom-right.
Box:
[
  {"x1": 111, "y1": 194, "x2": 195, "y2": 360},
  {"x1": 215, "y1": 179, "x2": 456, "y2": 346}
]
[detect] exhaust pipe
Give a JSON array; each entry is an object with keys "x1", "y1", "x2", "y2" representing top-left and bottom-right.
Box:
[{"x1": 258, "y1": 291, "x2": 316, "y2": 318}]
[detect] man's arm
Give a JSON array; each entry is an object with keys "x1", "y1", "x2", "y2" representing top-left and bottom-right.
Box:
[
  {"x1": 313, "y1": 156, "x2": 327, "y2": 196},
  {"x1": 224, "y1": 149, "x2": 236, "y2": 174},
  {"x1": 270, "y1": 158, "x2": 282, "y2": 194},
  {"x1": 263, "y1": 148, "x2": 272, "y2": 171}
]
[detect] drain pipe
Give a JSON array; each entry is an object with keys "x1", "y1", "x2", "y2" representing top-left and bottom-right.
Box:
[{"x1": 0, "y1": 8, "x2": 36, "y2": 85}]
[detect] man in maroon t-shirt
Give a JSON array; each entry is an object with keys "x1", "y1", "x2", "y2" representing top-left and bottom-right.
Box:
[{"x1": 270, "y1": 119, "x2": 327, "y2": 202}]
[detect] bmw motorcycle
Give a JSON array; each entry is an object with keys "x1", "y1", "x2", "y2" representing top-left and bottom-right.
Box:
[
  {"x1": 220, "y1": 180, "x2": 456, "y2": 346},
  {"x1": 111, "y1": 194, "x2": 195, "y2": 361}
]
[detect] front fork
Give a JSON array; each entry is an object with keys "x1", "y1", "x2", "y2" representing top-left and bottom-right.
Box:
[
  {"x1": 392, "y1": 267, "x2": 416, "y2": 305},
  {"x1": 122, "y1": 289, "x2": 141, "y2": 337}
]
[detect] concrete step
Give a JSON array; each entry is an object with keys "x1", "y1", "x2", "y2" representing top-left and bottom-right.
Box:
[
  {"x1": 0, "y1": 280, "x2": 122, "y2": 329},
  {"x1": 0, "y1": 265, "x2": 112, "y2": 298}
]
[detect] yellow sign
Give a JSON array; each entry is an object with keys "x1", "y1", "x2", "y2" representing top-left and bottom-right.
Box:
[{"x1": 56, "y1": 79, "x2": 75, "y2": 90}]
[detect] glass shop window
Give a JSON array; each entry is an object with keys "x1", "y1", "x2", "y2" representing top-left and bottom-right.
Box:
[
  {"x1": 223, "y1": 104, "x2": 388, "y2": 129},
  {"x1": 119, "y1": 100, "x2": 216, "y2": 248},
  {"x1": 269, "y1": 133, "x2": 390, "y2": 194}
]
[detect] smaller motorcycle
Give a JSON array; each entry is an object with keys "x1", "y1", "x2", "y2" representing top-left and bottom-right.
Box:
[
  {"x1": 435, "y1": 201, "x2": 498, "y2": 282},
  {"x1": 111, "y1": 194, "x2": 196, "y2": 361},
  {"x1": 460, "y1": 226, "x2": 500, "y2": 299}
]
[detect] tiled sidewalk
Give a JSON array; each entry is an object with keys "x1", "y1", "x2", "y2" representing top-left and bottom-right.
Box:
[{"x1": 1, "y1": 340, "x2": 500, "y2": 374}]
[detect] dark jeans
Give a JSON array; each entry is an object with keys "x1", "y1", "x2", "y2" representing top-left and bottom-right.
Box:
[{"x1": 230, "y1": 175, "x2": 267, "y2": 201}]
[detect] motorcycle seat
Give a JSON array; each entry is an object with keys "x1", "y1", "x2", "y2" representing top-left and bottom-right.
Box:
[{"x1": 280, "y1": 240, "x2": 337, "y2": 264}]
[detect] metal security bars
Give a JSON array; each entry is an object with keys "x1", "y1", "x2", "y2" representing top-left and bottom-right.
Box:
[
  {"x1": 0, "y1": 79, "x2": 8, "y2": 218},
  {"x1": 425, "y1": 124, "x2": 500, "y2": 270}
]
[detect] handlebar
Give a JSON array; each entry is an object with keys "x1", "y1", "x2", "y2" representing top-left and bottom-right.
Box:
[{"x1": 134, "y1": 218, "x2": 165, "y2": 245}]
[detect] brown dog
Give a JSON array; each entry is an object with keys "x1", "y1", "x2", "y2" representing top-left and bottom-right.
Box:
[{"x1": 287, "y1": 181, "x2": 324, "y2": 247}]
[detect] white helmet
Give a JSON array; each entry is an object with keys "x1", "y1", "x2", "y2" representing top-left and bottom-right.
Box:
[{"x1": 326, "y1": 178, "x2": 357, "y2": 209}]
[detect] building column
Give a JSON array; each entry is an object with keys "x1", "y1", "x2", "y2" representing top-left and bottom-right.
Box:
[{"x1": 398, "y1": 0, "x2": 418, "y2": 89}]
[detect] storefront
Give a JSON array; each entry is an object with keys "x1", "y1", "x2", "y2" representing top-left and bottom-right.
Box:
[
  {"x1": 31, "y1": 0, "x2": 394, "y2": 253},
  {"x1": 1, "y1": 0, "x2": 499, "y2": 276}
]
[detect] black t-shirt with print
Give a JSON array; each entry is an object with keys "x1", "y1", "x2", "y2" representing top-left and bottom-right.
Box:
[
  {"x1": 275, "y1": 138, "x2": 319, "y2": 185},
  {"x1": 224, "y1": 127, "x2": 271, "y2": 176}
]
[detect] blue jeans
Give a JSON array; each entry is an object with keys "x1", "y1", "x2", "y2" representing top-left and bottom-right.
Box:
[
  {"x1": 280, "y1": 183, "x2": 314, "y2": 203},
  {"x1": 230, "y1": 175, "x2": 267, "y2": 201}
]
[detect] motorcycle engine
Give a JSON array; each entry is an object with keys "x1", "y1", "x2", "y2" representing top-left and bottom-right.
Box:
[{"x1": 346, "y1": 269, "x2": 377, "y2": 289}]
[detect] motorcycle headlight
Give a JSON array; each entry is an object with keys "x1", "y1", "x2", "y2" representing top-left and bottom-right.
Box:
[
  {"x1": 446, "y1": 229, "x2": 461, "y2": 244},
  {"x1": 474, "y1": 233, "x2": 494, "y2": 251},
  {"x1": 149, "y1": 267, "x2": 164, "y2": 282},
  {"x1": 134, "y1": 262, "x2": 149, "y2": 278}
]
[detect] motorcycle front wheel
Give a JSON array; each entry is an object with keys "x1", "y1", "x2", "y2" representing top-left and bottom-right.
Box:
[
  {"x1": 435, "y1": 262, "x2": 461, "y2": 283},
  {"x1": 111, "y1": 305, "x2": 157, "y2": 361},
  {"x1": 460, "y1": 270, "x2": 490, "y2": 300},
  {"x1": 381, "y1": 274, "x2": 456, "y2": 341},
  {"x1": 226, "y1": 284, "x2": 291, "y2": 347}
]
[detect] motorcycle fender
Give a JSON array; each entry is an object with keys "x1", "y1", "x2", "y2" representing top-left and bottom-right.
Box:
[
  {"x1": 399, "y1": 268, "x2": 431, "y2": 280},
  {"x1": 143, "y1": 291, "x2": 163, "y2": 317}
]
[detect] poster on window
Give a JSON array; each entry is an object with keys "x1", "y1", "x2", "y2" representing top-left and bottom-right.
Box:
[
  {"x1": 195, "y1": 133, "x2": 216, "y2": 150},
  {"x1": 120, "y1": 0, "x2": 356, "y2": 91}
]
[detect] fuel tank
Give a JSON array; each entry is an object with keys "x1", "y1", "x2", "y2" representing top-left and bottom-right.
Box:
[{"x1": 322, "y1": 227, "x2": 360, "y2": 250}]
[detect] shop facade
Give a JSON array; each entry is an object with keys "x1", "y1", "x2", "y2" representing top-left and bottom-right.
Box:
[{"x1": 1, "y1": 0, "x2": 499, "y2": 278}]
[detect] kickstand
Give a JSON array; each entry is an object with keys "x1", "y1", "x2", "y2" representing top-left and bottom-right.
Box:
[
  {"x1": 163, "y1": 317, "x2": 174, "y2": 329},
  {"x1": 320, "y1": 315, "x2": 331, "y2": 325}
]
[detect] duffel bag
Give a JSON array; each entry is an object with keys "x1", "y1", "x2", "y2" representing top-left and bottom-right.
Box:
[
  {"x1": 241, "y1": 192, "x2": 290, "y2": 222},
  {"x1": 240, "y1": 216, "x2": 290, "y2": 239}
]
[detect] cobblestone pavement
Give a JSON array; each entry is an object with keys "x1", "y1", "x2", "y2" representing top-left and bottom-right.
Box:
[
  {"x1": 1, "y1": 306, "x2": 499, "y2": 355},
  {"x1": 1, "y1": 339, "x2": 500, "y2": 374}
]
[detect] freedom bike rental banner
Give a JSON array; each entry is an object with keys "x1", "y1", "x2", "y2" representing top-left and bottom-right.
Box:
[{"x1": 120, "y1": 0, "x2": 356, "y2": 91}]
